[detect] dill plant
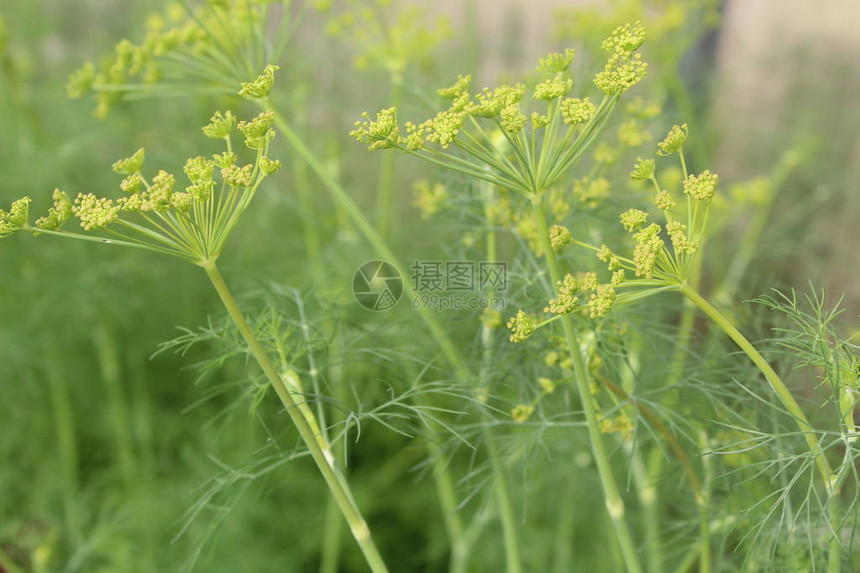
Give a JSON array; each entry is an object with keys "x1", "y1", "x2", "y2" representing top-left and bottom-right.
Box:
[
  {"x1": 5, "y1": 1, "x2": 858, "y2": 571},
  {"x1": 1, "y1": 85, "x2": 393, "y2": 571},
  {"x1": 351, "y1": 16, "x2": 858, "y2": 572},
  {"x1": 352, "y1": 22, "x2": 651, "y2": 573}
]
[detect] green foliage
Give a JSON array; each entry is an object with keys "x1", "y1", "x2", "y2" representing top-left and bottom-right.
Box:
[{"x1": 2, "y1": 1, "x2": 859, "y2": 572}]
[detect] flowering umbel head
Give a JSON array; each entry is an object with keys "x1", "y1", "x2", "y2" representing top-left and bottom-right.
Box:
[
  {"x1": 657, "y1": 124, "x2": 688, "y2": 156},
  {"x1": 0, "y1": 197, "x2": 31, "y2": 238},
  {"x1": 350, "y1": 23, "x2": 648, "y2": 196},
  {"x1": 594, "y1": 22, "x2": 648, "y2": 95},
  {"x1": 66, "y1": 2, "x2": 290, "y2": 117},
  {"x1": 13, "y1": 109, "x2": 281, "y2": 264},
  {"x1": 239, "y1": 65, "x2": 279, "y2": 100}
]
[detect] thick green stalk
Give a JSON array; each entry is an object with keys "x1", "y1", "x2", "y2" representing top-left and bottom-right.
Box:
[
  {"x1": 532, "y1": 195, "x2": 642, "y2": 573},
  {"x1": 320, "y1": 494, "x2": 344, "y2": 573},
  {"x1": 202, "y1": 261, "x2": 389, "y2": 573},
  {"x1": 681, "y1": 284, "x2": 843, "y2": 571}
]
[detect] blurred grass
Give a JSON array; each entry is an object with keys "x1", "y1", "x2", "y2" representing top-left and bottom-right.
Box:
[{"x1": 2, "y1": 1, "x2": 859, "y2": 572}]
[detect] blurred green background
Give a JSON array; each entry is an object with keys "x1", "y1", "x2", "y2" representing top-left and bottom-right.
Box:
[{"x1": 1, "y1": 1, "x2": 858, "y2": 571}]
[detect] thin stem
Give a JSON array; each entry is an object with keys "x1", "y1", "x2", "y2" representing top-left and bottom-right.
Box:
[
  {"x1": 428, "y1": 442, "x2": 470, "y2": 573},
  {"x1": 375, "y1": 75, "x2": 402, "y2": 238},
  {"x1": 532, "y1": 195, "x2": 642, "y2": 573},
  {"x1": 202, "y1": 261, "x2": 389, "y2": 573},
  {"x1": 481, "y1": 181, "x2": 522, "y2": 573},
  {"x1": 268, "y1": 108, "x2": 470, "y2": 379},
  {"x1": 679, "y1": 284, "x2": 834, "y2": 487}
]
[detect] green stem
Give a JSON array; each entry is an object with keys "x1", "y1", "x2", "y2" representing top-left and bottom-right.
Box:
[
  {"x1": 679, "y1": 285, "x2": 834, "y2": 487},
  {"x1": 202, "y1": 261, "x2": 389, "y2": 573},
  {"x1": 92, "y1": 324, "x2": 136, "y2": 496},
  {"x1": 482, "y1": 182, "x2": 522, "y2": 573},
  {"x1": 428, "y1": 441, "x2": 470, "y2": 573},
  {"x1": 484, "y1": 436, "x2": 522, "y2": 573},
  {"x1": 532, "y1": 195, "x2": 642, "y2": 573},
  {"x1": 628, "y1": 446, "x2": 661, "y2": 573},
  {"x1": 320, "y1": 493, "x2": 344, "y2": 573},
  {"x1": 375, "y1": 75, "x2": 402, "y2": 238},
  {"x1": 269, "y1": 110, "x2": 469, "y2": 379}
]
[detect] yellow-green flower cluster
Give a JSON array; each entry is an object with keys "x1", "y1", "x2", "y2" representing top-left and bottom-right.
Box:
[
  {"x1": 538, "y1": 377, "x2": 557, "y2": 394},
  {"x1": 537, "y1": 49, "x2": 576, "y2": 73},
  {"x1": 511, "y1": 404, "x2": 535, "y2": 423},
  {"x1": 620, "y1": 208, "x2": 648, "y2": 231},
  {"x1": 73, "y1": 193, "x2": 121, "y2": 230},
  {"x1": 66, "y1": 1, "x2": 276, "y2": 117},
  {"x1": 534, "y1": 74, "x2": 573, "y2": 101},
  {"x1": 560, "y1": 97, "x2": 596, "y2": 125},
  {"x1": 654, "y1": 189, "x2": 676, "y2": 210},
  {"x1": 630, "y1": 157, "x2": 655, "y2": 181},
  {"x1": 412, "y1": 180, "x2": 449, "y2": 219},
  {"x1": 438, "y1": 75, "x2": 471, "y2": 99},
  {"x1": 238, "y1": 110, "x2": 276, "y2": 149},
  {"x1": 507, "y1": 310, "x2": 536, "y2": 343},
  {"x1": 596, "y1": 244, "x2": 622, "y2": 271},
  {"x1": 599, "y1": 411, "x2": 633, "y2": 435},
  {"x1": 500, "y1": 104, "x2": 527, "y2": 134},
  {"x1": 666, "y1": 221, "x2": 698, "y2": 254},
  {"x1": 351, "y1": 108, "x2": 400, "y2": 150},
  {"x1": 626, "y1": 97, "x2": 661, "y2": 120},
  {"x1": 617, "y1": 120, "x2": 650, "y2": 147},
  {"x1": 320, "y1": 0, "x2": 452, "y2": 74},
  {"x1": 586, "y1": 284, "x2": 617, "y2": 318},
  {"x1": 0, "y1": 197, "x2": 31, "y2": 237},
  {"x1": 632, "y1": 223, "x2": 664, "y2": 278},
  {"x1": 574, "y1": 177, "x2": 611, "y2": 207},
  {"x1": 112, "y1": 148, "x2": 145, "y2": 175},
  {"x1": 657, "y1": 124, "x2": 688, "y2": 156},
  {"x1": 203, "y1": 111, "x2": 237, "y2": 139},
  {"x1": 34, "y1": 190, "x2": 73, "y2": 231},
  {"x1": 594, "y1": 22, "x2": 648, "y2": 95},
  {"x1": 239, "y1": 65, "x2": 279, "y2": 100},
  {"x1": 468, "y1": 84, "x2": 526, "y2": 118},
  {"x1": 545, "y1": 274, "x2": 579, "y2": 315},
  {"x1": 549, "y1": 225, "x2": 572, "y2": 251},
  {"x1": 683, "y1": 170, "x2": 718, "y2": 200}
]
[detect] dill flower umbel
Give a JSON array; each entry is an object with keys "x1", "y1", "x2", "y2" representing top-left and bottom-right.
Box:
[
  {"x1": 66, "y1": 2, "x2": 292, "y2": 117},
  {"x1": 545, "y1": 275, "x2": 579, "y2": 315},
  {"x1": 630, "y1": 157, "x2": 655, "y2": 181},
  {"x1": 620, "y1": 208, "x2": 648, "y2": 232},
  {"x1": 511, "y1": 404, "x2": 535, "y2": 423},
  {"x1": 683, "y1": 170, "x2": 718, "y2": 200},
  {"x1": 239, "y1": 65, "x2": 279, "y2": 100},
  {"x1": 593, "y1": 22, "x2": 648, "y2": 95},
  {"x1": 657, "y1": 123, "x2": 688, "y2": 156},
  {"x1": 0, "y1": 197, "x2": 31, "y2": 237},
  {"x1": 560, "y1": 97, "x2": 596, "y2": 125},
  {"x1": 351, "y1": 23, "x2": 649, "y2": 197},
  {"x1": 9, "y1": 108, "x2": 281, "y2": 264},
  {"x1": 507, "y1": 310, "x2": 536, "y2": 343},
  {"x1": 549, "y1": 225, "x2": 572, "y2": 251}
]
